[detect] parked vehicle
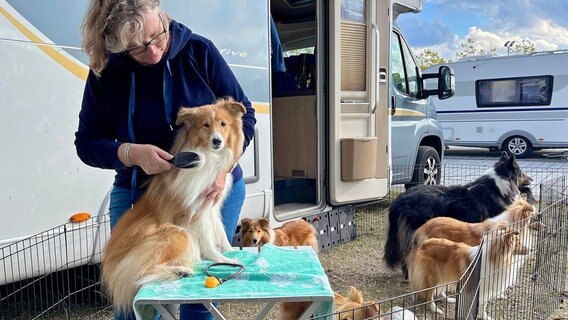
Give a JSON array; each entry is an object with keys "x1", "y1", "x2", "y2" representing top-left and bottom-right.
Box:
[
  {"x1": 426, "y1": 50, "x2": 568, "y2": 158},
  {"x1": 0, "y1": 0, "x2": 453, "y2": 285}
]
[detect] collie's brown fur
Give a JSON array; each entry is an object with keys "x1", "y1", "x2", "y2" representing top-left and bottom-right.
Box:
[
  {"x1": 334, "y1": 286, "x2": 379, "y2": 320},
  {"x1": 240, "y1": 218, "x2": 319, "y2": 253},
  {"x1": 412, "y1": 194, "x2": 536, "y2": 248},
  {"x1": 101, "y1": 98, "x2": 246, "y2": 313},
  {"x1": 408, "y1": 226, "x2": 523, "y2": 315}
]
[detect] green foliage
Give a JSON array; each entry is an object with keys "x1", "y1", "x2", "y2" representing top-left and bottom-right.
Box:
[
  {"x1": 511, "y1": 39, "x2": 537, "y2": 55},
  {"x1": 456, "y1": 37, "x2": 496, "y2": 59},
  {"x1": 415, "y1": 48, "x2": 451, "y2": 70}
]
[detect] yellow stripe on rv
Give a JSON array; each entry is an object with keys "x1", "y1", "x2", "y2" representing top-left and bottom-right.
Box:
[{"x1": 0, "y1": 5, "x2": 88, "y2": 80}]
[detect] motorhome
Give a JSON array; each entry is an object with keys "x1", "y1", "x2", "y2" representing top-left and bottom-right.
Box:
[
  {"x1": 427, "y1": 51, "x2": 568, "y2": 158},
  {"x1": 0, "y1": 0, "x2": 453, "y2": 284}
]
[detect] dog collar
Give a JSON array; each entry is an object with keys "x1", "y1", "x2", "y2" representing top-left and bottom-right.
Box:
[{"x1": 204, "y1": 262, "x2": 245, "y2": 288}]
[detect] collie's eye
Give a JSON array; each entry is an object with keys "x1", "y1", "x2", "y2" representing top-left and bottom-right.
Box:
[
  {"x1": 204, "y1": 123, "x2": 210, "y2": 128},
  {"x1": 221, "y1": 121, "x2": 227, "y2": 127}
]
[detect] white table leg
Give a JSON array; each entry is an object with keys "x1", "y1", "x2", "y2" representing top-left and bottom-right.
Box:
[{"x1": 205, "y1": 302, "x2": 227, "y2": 320}]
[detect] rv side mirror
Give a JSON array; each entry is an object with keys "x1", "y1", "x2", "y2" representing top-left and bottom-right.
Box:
[
  {"x1": 437, "y1": 66, "x2": 455, "y2": 100},
  {"x1": 419, "y1": 65, "x2": 456, "y2": 100}
]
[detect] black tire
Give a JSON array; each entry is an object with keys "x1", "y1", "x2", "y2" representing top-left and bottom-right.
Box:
[
  {"x1": 405, "y1": 146, "x2": 441, "y2": 190},
  {"x1": 502, "y1": 136, "x2": 533, "y2": 158}
]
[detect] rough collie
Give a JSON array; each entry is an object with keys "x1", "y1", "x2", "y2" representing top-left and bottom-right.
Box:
[
  {"x1": 334, "y1": 286, "x2": 379, "y2": 320},
  {"x1": 412, "y1": 194, "x2": 537, "y2": 248},
  {"x1": 384, "y1": 152, "x2": 530, "y2": 277},
  {"x1": 240, "y1": 218, "x2": 319, "y2": 253},
  {"x1": 408, "y1": 226, "x2": 527, "y2": 315},
  {"x1": 101, "y1": 98, "x2": 246, "y2": 313}
]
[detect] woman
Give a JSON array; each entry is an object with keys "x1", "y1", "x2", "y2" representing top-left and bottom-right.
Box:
[{"x1": 75, "y1": 0, "x2": 256, "y2": 319}]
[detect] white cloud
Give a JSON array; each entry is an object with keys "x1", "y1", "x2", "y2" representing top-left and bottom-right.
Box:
[{"x1": 408, "y1": 0, "x2": 568, "y2": 60}]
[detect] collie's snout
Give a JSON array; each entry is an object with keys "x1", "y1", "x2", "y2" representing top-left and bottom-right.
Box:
[{"x1": 211, "y1": 134, "x2": 224, "y2": 150}]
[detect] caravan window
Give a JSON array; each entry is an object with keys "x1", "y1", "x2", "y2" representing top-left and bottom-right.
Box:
[{"x1": 476, "y1": 75, "x2": 553, "y2": 107}]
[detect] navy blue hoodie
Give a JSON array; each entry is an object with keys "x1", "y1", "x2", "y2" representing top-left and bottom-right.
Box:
[{"x1": 75, "y1": 20, "x2": 256, "y2": 189}]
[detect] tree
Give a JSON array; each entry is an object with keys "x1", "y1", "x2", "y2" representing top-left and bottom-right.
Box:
[
  {"x1": 511, "y1": 39, "x2": 536, "y2": 55},
  {"x1": 415, "y1": 49, "x2": 450, "y2": 70},
  {"x1": 456, "y1": 37, "x2": 496, "y2": 59}
]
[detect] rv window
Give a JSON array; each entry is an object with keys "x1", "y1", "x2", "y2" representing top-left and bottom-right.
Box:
[
  {"x1": 341, "y1": 0, "x2": 365, "y2": 22},
  {"x1": 476, "y1": 75, "x2": 553, "y2": 107}
]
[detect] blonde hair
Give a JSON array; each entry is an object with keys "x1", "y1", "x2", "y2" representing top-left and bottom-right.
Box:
[{"x1": 81, "y1": 0, "x2": 163, "y2": 76}]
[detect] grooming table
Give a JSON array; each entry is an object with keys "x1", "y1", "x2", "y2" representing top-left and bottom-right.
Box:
[{"x1": 132, "y1": 244, "x2": 334, "y2": 320}]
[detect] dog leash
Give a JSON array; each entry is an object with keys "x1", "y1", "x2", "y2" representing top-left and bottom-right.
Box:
[{"x1": 204, "y1": 262, "x2": 245, "y2": 288}]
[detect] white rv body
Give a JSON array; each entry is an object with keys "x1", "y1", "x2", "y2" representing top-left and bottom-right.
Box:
[
  {"x1": 0, "y1": 0, "x2": 453, "y2": 285},
  {"x1": 427, "y1": 51, "x2": 568, "y2": 157}
]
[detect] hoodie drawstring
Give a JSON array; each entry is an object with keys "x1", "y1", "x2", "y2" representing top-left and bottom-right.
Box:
[
  {"x1": 128, "y1": 72, "x2": 137, "y2": 206},
  {"x1": 164, "y1": 60, "x2": 173, "y2": 131},
  {"x1": 128, "y1": 61, "x2": 174, "y2": 206}
]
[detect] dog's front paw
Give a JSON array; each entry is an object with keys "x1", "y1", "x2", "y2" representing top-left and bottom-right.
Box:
[
  {"x1": 446, "y1": 297, "x2": 456, "y2": 304},
  {"x1": 219, "y1": 244, "x2": 234, "y2": 253},
  {"x1": 168, "y1": 266, "x2": 194, "y2": 278},
  {"x1": 218, "y1": 256, "x2": 238, "y2": 264}
]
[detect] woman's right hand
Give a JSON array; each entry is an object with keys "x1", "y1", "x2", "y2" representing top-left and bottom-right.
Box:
[{"x1": 119, "y1": 143, "x2": 173, "y2": 175}]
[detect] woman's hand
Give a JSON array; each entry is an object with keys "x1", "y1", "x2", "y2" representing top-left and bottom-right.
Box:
[
  {"x1": 119, "y1": 143, "x2": 173, "y2": 175},
  {"x1": 200, "y1": 170, "x2": 228, "y2": 209}
]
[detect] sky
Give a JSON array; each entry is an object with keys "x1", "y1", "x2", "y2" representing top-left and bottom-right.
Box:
[{"x1": 396, "y1": 0, "x2": 568, "y2": 61}]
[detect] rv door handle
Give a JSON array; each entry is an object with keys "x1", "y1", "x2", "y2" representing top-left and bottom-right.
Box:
[{"x1": 391, "y1": 96, "x2": 397, "y2": 115}]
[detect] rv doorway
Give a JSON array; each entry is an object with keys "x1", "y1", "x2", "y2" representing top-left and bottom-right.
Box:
[{"x1": 271, "y1": 0, "x2": 321, "y2": 216}]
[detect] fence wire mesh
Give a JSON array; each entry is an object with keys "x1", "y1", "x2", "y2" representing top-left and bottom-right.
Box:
[{"x1": 0, "y1": 165, "x2": 567, "y2": 320}]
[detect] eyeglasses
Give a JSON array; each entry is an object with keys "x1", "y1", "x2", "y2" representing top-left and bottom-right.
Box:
[{"x1": 126, "y1": 13, "x2": 168, "y2": 56}]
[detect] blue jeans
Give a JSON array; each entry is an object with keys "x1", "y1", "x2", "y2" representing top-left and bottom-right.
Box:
[{"x1": 109, "y1": 178, "x2": 246, "y2": 320}]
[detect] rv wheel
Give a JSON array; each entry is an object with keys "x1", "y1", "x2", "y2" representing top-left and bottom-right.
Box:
[
  {"x1": 405, "y1": 146, "x2": 441, "y2": 190},
  {"x1": 503, "y1": 136, "x2": 533, "y2": 158}
]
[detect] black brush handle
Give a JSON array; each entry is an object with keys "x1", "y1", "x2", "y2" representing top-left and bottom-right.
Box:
[{"x1": 170, "y1": 151, "x2": 200, "y2": 169}]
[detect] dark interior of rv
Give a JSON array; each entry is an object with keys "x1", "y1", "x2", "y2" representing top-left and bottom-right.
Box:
[{"x1": 270, "y1": 0, "x2": 319, "y2": 214}]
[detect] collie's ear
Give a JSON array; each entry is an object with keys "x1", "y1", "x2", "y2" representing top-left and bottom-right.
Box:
[
  {"x1": 499, "y1": 151, "x2": 509, "y2": 161},
  {"x1": 259, "y1": 218, "x2": 270, "y2": 230},
  {"x1": 240, "y1": 218, "x2": 251, "y2": 230},
  {"x1": 176, "y1": 107, "x2": 198, "y2": 127},
  {"x1": 333, "y1": 291, "x2": 347, "y2": 305},
  {"x1": 224, "y1": 100, "x2": 247, "y2": 117},
  {"x1": 347, "y1": 286, "x2": 363, "y2": 304}
]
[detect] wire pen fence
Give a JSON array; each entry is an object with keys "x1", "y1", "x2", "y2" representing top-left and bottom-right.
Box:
[
  {"x1": 346, "y1": 170, "x2": 567, "y2": 320},
  {"x1": 0, "y1": 164, "x2": 567, "y2": 320}
]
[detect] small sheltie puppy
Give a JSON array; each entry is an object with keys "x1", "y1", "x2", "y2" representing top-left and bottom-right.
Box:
[
  {"x1": 334, "y1": 286, "x2": 379, "y2": 320},
  {"x1": 240, "y1": 218, "x2": 319, "y2": 253},
  {"x1": 412, "y1": 194, "x2": 537, "y2": 248},
  {"x1": 101, "y1": 98, "x2": 246, "y2": 313},
  {"x1": 408, "y1": 226, "x2": 527, "y2": 315}
]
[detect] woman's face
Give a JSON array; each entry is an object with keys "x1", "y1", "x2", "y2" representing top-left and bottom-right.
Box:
[{"x1": 126, "y1": 11, "x2": 170, "y2": 66}]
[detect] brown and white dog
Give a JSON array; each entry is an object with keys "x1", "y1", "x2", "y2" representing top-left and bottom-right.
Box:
[
  {"x1": 408, "y1": 226, "x2": 527, "y2": 315},
  {"x1": 101, "y1": 98, "x2": 246, "y2": 314},
  {"x1": 412, "y1": 194, "x2": 538, "y2": 248},
  {"x1": 240, "y1": 218, "x2": 319, "y2": 253}
]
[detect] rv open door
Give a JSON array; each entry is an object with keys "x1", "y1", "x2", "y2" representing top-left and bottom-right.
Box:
[{"x1": 328, "y1": 0, "x2": 390, "y2": 205}]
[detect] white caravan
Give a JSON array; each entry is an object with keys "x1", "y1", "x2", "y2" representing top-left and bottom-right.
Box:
[
  {"x1": 0, "y1": 0, "x2": 453, "y2": 285},
  {"x1": 427, "y1": 51, "x2": 568, "y2": 157}
]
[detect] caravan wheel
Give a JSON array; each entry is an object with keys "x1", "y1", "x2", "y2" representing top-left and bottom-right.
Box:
[
  {"x1": 405, "y1": 146, "x2": 441, "y2": 190},
  {"x1": 503, "y1": 136, "x2": 533, "y2": 158}
]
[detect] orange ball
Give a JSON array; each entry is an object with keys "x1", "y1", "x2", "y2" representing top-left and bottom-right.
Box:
[{"x1": 205, "y1": 276, "x2": 220, "y2": 288}]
